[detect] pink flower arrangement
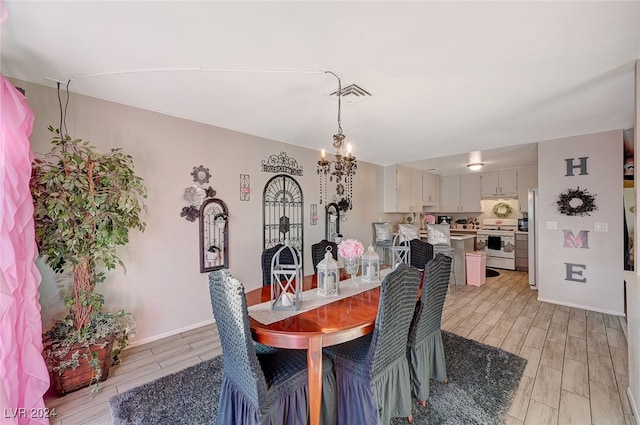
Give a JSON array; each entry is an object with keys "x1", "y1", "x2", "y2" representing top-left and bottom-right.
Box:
[{"x1": 338, "y1": 239, "x2": 365, "y2": 259}]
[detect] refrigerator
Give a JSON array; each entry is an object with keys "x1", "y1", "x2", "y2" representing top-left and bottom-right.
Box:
[{"x1": 528, "y1": 189, "x2": 538, "y2": 290}]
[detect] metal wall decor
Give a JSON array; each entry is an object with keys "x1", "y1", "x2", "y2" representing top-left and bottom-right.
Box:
[
  {"x1": 240, "y1": 174, "x2": 250, "y2": 201},
  {"x1": 263, "y1": 174, "x2": 304, "y2": 258},
  {"x1": 191, "y1": 165, "x2": 211, "y2": 184},
  {"x1": 310, "y1": 204, "x2": 318, "y2": 225},
  {"x1": 181, "y1": 165, "x2": 216, "y2": 222},
  {"x1": 325, "y1": 202, "x2": 340, "y2": 242},
  {"x1": 199, "y1": 198, "x2": 229, "y2": 272},
  {"x1": 261, "y1": 151, "x2": 303, "y2": 176}
]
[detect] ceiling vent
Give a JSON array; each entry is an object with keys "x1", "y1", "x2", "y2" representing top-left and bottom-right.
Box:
[{"x1": 330, "y1": 84, "x2": 372, "y2": 105}]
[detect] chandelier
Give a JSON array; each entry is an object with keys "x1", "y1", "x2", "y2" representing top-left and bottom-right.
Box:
[{"x1": 317, "y1": 71, "x2": 357, "y2": 211}]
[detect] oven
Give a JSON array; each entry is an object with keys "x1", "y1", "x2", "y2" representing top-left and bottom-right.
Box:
[{"x1": 476, "y1": 219, "x2": 518, "y2": 270}]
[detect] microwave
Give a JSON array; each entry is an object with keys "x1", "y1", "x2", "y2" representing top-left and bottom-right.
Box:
[{"x1": 518, "y1": 218, "x2": 528, "y2": 232}]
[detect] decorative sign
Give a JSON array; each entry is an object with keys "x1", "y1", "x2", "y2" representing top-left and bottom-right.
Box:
[
  {"x1": 557, "y1": 187, "x2": 597, "y2": 216},
  {"x1": 261, "y1": 151, "x2": 303, "y2": 176},
  {"x1": 563, "y1": 230, "x2": 590, "y2": 249},
  {"x1": 564, "y1": 157, "x2": 589, "y2": 176},
  {"x1": 310, "y1": 204, "x2": 318, "y2": 225},
  {"x1": 240, "y1": 174, "x2": 250, "y2": 201},
  {"x1": 565, "y1": 263, "x2": 587, "y2": 283}
]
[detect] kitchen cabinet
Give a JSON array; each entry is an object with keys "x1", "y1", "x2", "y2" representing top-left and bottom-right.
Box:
[
  {"x1": 481, "y1": 169, "x2": 517, "y2": 198},
  {"x1": 516, "y1": 165, "x2": 537, "y2": 206},
  {"x1": 440, "y1": 174, "x2": 481, "y2": 212},
  {"x1": 384, "y1": 165, "x2": 424, "y2": 212},
  {"x1": 422, "y1": 172, "x2": 439, "y2": 206},
  {"x1": 515, "y1": 232, "x2": 528, "y2": 271}
]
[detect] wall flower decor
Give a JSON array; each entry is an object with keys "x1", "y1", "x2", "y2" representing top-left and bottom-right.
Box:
[
  {"x1": 191, "y1": 165, "x2": 211, "y2": 184},
  {"x1": 557, "y1": 187, "x2": 597, "y2": 216}
]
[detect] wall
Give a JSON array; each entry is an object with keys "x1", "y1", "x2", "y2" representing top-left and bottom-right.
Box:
[
  {"x1": 538, "y1": 130, "x2": 623, "y2": 315},
  {"x1": 16, "y1": 79, "x2": 386, "y2": 345}
]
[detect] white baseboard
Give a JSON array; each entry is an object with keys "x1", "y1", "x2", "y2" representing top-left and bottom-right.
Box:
[
  {"x1": 536, "y1": 296, "x2": 625, "y2": 317},
  {"x1": 628, "y1": 387, "x2": 639, "y2": 425},
  {"x1": 125, "y1": 318, "x2": 216, "y2": 349}
]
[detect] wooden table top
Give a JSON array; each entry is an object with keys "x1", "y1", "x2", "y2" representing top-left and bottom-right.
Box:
[{"x1": 246, "y1": 270, "x2": 382, "y2": 348}]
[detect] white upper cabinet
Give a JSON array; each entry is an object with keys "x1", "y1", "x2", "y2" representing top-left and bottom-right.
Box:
[
  {"x1": 422, "y1": 172, "x2": 438, "y2": 206},
  {"x1": 384, "y1": 165, "x2": 425, "y2": 212},
  {"x1": 480, "y1": 169, "x2": 517, "y2": 198},
  {"x1": 440, "y1": 174, "x2": 481, "y2": 212}
]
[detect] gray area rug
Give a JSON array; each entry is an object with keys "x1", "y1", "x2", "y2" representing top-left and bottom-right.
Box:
[{"x1": 109, "y1": 331, "x2": 526, "y2": 425}]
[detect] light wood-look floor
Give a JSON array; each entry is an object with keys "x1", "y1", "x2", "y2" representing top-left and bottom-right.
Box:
[{"x1": 45, "y1": 269, "x2": 633, "y2": 425}]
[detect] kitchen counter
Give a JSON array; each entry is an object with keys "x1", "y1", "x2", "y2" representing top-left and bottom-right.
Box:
[{"x1": 450, "y1": 235, "x2": 475, "y2": 241}]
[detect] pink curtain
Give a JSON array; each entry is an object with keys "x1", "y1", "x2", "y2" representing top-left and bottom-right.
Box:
[{"x1": 0, "y1": 76, "x2": 50, "y2": 424}]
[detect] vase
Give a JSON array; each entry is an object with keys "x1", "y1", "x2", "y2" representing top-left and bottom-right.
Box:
[{"x1": 344, "y1": 257, "x2": 359, "y2": 283}]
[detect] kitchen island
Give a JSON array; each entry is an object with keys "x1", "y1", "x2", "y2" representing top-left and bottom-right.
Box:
[
  {"x1": 450, "y1": 235, "x2": 476, "y2": 286},
  {"x1": 420, "y1": 232, "x2": 476, "y2": 286}
]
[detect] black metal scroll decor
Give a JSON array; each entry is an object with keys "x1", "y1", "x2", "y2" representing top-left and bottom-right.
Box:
[
  {"x1": 199, "y1": 198, "x2": 229, "y2": 272},
  {"x1": 261, "y1": 151, "x2": 303, "y2": 176}
]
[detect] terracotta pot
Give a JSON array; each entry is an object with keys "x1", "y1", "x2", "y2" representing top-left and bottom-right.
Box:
[{"x1": 50, "y1": 337, "x2": 115, "y2": 395}]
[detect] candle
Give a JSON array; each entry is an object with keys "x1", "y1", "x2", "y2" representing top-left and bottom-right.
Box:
[
  {"x1": 281, "y1": 292, "x2": 292, "y2": 307},
  {"x1": 326, "y1": 275, "x2": 334, "y2": 288},
  {"x1": 368, "y1": 266, "x2": 374, "y2": 279},
  {"x1": 321, "y1": 149, "x2": 325, "y2": 159}
]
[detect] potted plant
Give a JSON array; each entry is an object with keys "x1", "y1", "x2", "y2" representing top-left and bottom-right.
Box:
[{"x1": 30, "y1": 126, "x2": 147, "y2": 394}]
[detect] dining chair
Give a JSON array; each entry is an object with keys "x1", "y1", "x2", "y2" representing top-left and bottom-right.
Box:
[
  {"x1": 390, "y1": 233, "x2": 411, "y2": 270},
  {"x1": 408, "y1": 239, "x2": 434, "y2": 270},
  {"x1": 311, "y1": 240, "x2": 339, "y2": 273},
  {"x1": 323, "y1": 264, "x2": 422, "y2": 425},
  {"x1": 407, "y1": 253, "x2": 453, "y2": 406},
  {"x1": 372, "y1": 222, "x2": 393, "y2": 264},
  {"x1": 209, "y1": 269, "x2": 337, "y2": 425},
  {"x1": 261, "y1": 243, "x2": 296, "y2": 286}
]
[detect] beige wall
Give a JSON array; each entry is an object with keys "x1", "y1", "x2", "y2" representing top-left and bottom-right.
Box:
[{"x1": 16, "y1": 79, "x2": 393, "y2": 345}]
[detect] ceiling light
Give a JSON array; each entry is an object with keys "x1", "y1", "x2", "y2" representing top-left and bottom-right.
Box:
[
  {"x1": 317, "y1": 71, "x2": 357, "y2": 212},
  {"x1": 467, "y1": 163, "x2": 484, "y2": 171}
]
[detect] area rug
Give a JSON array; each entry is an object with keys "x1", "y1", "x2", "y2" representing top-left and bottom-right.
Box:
[
  {"x1": 109, "y1": 332, "x2": 526, "y2": 425},
  {"x1": 486, "y1": 268, "x2": 501, "y2": 278}
]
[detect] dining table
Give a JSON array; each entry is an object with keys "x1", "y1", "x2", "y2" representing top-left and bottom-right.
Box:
[{"x1": 245, "y1": 268, "x2": 388, "y2": 425}]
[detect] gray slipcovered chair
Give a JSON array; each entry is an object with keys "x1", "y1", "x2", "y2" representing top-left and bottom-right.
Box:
[
  {"x1": 408, "y1": 239, "x2": 434, "y2": 270},
  {"x1": 311, "y1": 240, "x2": 339, "y2": 273},
  {"x1": 209, "y1": 270, "x2": 337, "y2": 425},
  {"x1": 407, "y1": 253, "x2": 453, "y2": 406},
  {"x1": 323, "y1": 264, "x2": 422, "y2": 425}
]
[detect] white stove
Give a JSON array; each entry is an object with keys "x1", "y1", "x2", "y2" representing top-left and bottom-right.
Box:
[{"x1": 476, "y1": 219, "x2": 517, "y2": 270}]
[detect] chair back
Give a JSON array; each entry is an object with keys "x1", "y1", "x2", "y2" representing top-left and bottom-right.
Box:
[
  {"x1": 372, "y1": 222, "x2": 393, "y2": 246},
  {"x1": 261, "y1": 243, "x2": 295, "y2": 286},
  {"x1": 209, "y1": 270, "x2": 267, "y2": 406},
  {"x1": 391, "y1": 233, "x2": 411, "y2": 269},
  {"x1": 408, "y1": 254, "x2": 452, "y2": 346},
  {"x1": 409, "y1": 239, "x2": 434, "y2": 270},
  {"x1": 365, "y1": 263, "x2": 421, "y2": 377},
  {"x1": 311, "y1": 240, "x2": 338, "y2": 273}
]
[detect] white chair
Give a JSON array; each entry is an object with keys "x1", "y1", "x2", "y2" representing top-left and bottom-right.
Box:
[{"x1": 391, "y1": 232, "x2": 411, "y2": 270}]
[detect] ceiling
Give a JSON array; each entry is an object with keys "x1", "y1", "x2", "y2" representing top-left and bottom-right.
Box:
[{"x1": 1, "y1": 1, "x2": 638, "y2": 173}]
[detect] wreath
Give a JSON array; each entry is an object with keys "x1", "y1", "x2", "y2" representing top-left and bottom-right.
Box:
[
  {"x1": 557, "y1": 187, "x2": 597, "y2": 216},
  {"x1": 493, "y1": 202, "x2": 513, "y2": 218}
]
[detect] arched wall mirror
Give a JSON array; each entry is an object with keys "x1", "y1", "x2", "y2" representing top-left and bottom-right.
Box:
[
  {"x1": 199, "y1": 198, "x2": 229, "y2": 272},
  {"x1": 325, "y1": 202, "x2": 340, "y2": 242}
]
